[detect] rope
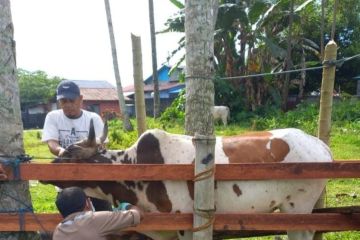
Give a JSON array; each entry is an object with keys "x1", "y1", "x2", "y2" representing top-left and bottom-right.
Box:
[
  {"x1": 192, "y1": 207, "x2": 216, "y2": 232},
  {"x1": 193, "y1": 166, "x2": 215, "y2": 182},
  {"x1": 0, "y1": 155, "x2": 32, "y2": 180}
]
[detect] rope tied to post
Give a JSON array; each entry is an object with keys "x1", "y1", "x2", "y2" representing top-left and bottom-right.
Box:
[
  {"x1": 192, "y1": 207, "x2": 216, "y2": 232},
  {"x1": 193, "y1": 166, "x2": 215, "y2": 182},
  {"x1": 0, "y1": 154, "x2": 32, "y2": 180}
]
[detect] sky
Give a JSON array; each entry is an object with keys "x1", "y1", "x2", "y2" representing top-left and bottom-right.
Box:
[{"x1": 10, "y1": 0, "x2": 184, "y2": 87}]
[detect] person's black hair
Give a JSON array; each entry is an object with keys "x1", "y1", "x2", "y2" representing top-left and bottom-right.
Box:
[{"x1": 55, "y1": 186, "x2": 87, "y2": 218}]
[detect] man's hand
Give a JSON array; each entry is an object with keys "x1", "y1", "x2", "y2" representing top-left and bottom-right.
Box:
[
  {"x1": 57, "y1": 147, "x2": 66, "y2": 157},
  {"x1": 47, "y1": 140, "x2": 66, "y2": 157},
  {"x1": 128, "y1": 205, "x2": 144, "y2": 220}
]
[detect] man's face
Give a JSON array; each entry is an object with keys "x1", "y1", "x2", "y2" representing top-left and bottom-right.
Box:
[{"x1": 59, "y1": 96, "x2": 83, "y2": 118}]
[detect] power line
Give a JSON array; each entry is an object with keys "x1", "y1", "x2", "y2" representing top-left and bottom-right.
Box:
[{"x1": 218, "y1": 53, "x2": 360, "y2": 81}]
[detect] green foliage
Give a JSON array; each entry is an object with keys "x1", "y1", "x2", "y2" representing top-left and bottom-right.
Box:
[
  {"x1": 18, "y1": 69, "x2": 62, "y2": 108},
  {"x1": 159, "y1": 89, "x2": 185, "y2": 126},
  {"x1": 250, "y1": 99, "x2": 360, "y2": 136}
]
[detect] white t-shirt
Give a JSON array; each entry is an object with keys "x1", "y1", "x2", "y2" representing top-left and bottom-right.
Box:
[{"x1": 42, "y1": 109, "x2": 105, "y2": 148}]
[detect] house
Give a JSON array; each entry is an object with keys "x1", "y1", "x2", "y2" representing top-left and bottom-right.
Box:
[
  {"x1": 122, "y1": 65, "x2": 185, "y2": 116},
  {"x1": 73, "y1": 80, "x2": 122, "y2": 119}
]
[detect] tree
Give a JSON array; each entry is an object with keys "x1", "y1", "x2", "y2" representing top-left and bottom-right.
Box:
[
  {"x1": 281, "y1": 0, "x2": 295, "y2": 111},
  {"x1": 0, "y1": 1, "x2": 39, "y2": 239},
  {"x1": 148, "y1": 0, "x2": 161, "y2": 118},
  {"x1": 104, "y1": 0, "x2": 133, "y2": 131},
  {"x1": 18, "y1": 69, "x2": 61, "y2": 109}
]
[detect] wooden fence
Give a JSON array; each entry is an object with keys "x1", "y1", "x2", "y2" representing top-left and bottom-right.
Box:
[{"x1": 1, "y1": 161, "x2": 360, "y2": 233}]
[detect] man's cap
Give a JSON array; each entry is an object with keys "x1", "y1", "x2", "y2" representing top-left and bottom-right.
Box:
[
  {"x1": 55, "y1": 186, "x2": 87, "y2": 218},
  {"x1": 56, "y1": 80, "x2": 80, "y2": 100}
]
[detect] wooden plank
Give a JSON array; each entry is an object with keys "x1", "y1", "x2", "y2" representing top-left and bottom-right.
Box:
[
  {"x1": 215, "y1": 161, "x2": 360, "y2": 180},
  {"x1": 1, "y1": 213, "x2": 360, "y2": 232},
  {"x1": 3, "y1": 163, "x2": 194, "y2": 181},
  {"x1": 1, "y1": 161, "x2": 360, "y2": 181},
  {"x1": 215, "y1": 213, "x2": 360, "y2": 231}
]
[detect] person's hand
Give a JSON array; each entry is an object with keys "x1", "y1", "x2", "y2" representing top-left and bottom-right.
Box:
[
  {"x1": 128, "y1": 205, "x2": 144, "y2": 220},
  {"x1": 57, "y1": 147, "x2": 66, "y2": 157}
]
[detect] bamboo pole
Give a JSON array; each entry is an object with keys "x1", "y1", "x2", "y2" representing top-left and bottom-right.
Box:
[
  {"x1": 318, "y1": 40, "x2": 337, "y2": 145},
  {"x1": 316, "y1": 40, "x2": 337, "y2": 240},
  {"x1": 131, "y1": 34, "x2": 147, "y2": 136}
]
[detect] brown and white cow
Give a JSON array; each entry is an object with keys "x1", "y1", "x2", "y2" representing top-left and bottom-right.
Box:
[{"x1": 51, "y1": 120, "x2": 332, "y2": 240}]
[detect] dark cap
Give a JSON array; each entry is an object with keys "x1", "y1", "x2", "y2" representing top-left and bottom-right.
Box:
[
  {"x1": 55, "y1": 187, "x2": 87, "y2": 218},
  {"x1": 56, "y1": 80, "x2": 80, "y2": 100}
]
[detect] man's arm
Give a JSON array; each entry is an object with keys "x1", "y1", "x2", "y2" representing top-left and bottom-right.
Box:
[
  {"x1": 92, "y1": 205, "x2": 143, "y2": 235},
  {"x1": 47, "y1": 140, "x2": 66, "y2": 156}
]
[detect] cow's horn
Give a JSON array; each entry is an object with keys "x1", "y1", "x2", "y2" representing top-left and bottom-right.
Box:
[
  {"x1": 87, "y1": 118, "x2": 96, "y2": 145},
  {"x1": 99, "y1": 120, "x2": 108, "y2": 144}
]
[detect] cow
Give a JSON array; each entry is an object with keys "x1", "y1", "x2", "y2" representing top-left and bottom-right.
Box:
[
  {"x1": 212, "y1": 106, "x2": 230, "y2": 126},
  {"x1": 50, "y1": 120, "x2": 333, "y2": 240}
]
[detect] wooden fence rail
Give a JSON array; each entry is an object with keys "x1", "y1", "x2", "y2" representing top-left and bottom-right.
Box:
[
  {"x1": 1, "y1": 212, "x2": 360, "y2": 232},
  {"x1": 1, "y1": 161, "x2": 360, "y2": 181},
  {"x1": 0, "y1": 161, "x2": 360, "y2": 232}
]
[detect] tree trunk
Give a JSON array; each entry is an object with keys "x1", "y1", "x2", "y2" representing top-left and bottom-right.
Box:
[
  {"x1": 298, "y1": 46, "x2": 306, "y2": 99},
  {"x1": 185, "y1": 0, "x2": 218, "y2": 136},
  {"x1": 281, "y1": 0, "x2": 294, "y2": 111},
  {"x1": 131, "y1": 34, "x2": 147, "y2": 136},
  {"x1": 320, "y1": 0, "x2": 325, "y2": 61},
  {"x1": 185, "y1": 1, "x2": 218, "y2": 239},
  {"x1": 148, "y1": 0, "x2": 160, "y2": 118},
  {"x1": 104, "y1": 0, "x2": 133, "y2": 131},
  {"x1": 0, "y1": 1, "x2": 40, "y2": 239}
]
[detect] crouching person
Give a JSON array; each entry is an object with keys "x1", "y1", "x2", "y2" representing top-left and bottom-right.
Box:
[{"x1": 53, "y1": 187, "x2": 143, "y2": 240}]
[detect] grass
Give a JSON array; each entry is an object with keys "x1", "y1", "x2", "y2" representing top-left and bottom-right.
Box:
[{"x1": 24, "y1": 119, "x2": 360, "y2": 239}]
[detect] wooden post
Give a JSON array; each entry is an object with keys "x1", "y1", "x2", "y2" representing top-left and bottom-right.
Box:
[
  {"x1": 131, "y1": 33, "x2": 147, "y2": 136},
  {"x1": 318, "y1": 40, "x2": 337, "y2": 144},
  {"x1": 315, "y1": 40, "x2": 337, "y2": 240},
  {"x1": 193, "y1": 134, "x2": 216, "y2": 240}
]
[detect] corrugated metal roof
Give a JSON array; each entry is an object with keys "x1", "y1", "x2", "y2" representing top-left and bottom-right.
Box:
[
  {"x1": 71, "y1": 80, "x2": 115, "y2": 89},
  {"x1": 80, "y1": 88, "x2": 119, "y2": 101}
]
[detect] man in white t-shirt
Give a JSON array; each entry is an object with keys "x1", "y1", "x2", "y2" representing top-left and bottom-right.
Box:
[
  {"x1": 42, "y1": 80, "x2": 113, "y2": 211},
  {"x1": 42, "y1": 80, "x2": 104, "y2": 156}
]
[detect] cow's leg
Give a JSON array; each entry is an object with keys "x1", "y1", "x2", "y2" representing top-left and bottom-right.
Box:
[
  {"x1": 276, "y1": 180, "x2": 327, "y2": 240},
  {"x1": 139, "y1": 231, "x2": 178, "y2": 240},
  {"x1": 177, "y1": 230, "x2": 192, "y2": 240},
  {"x1": 221, "y1": 116, "x2": 227, "y2": 126},
  {"x1": 287, "y1": 230, "x2": 314, "y2": 240}
]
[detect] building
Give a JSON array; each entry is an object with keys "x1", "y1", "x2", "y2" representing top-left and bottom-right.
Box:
[
  {"x1": 73, "y1": 80, "x2": 122, "y2": 119},
  {"x1": 122, "y1": 65, "x2": 185, "y2": 116}
]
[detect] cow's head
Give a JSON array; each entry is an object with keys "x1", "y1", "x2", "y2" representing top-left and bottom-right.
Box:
[{"x1": 52, "y1": 119, "x2": 110, "y2": 163}]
